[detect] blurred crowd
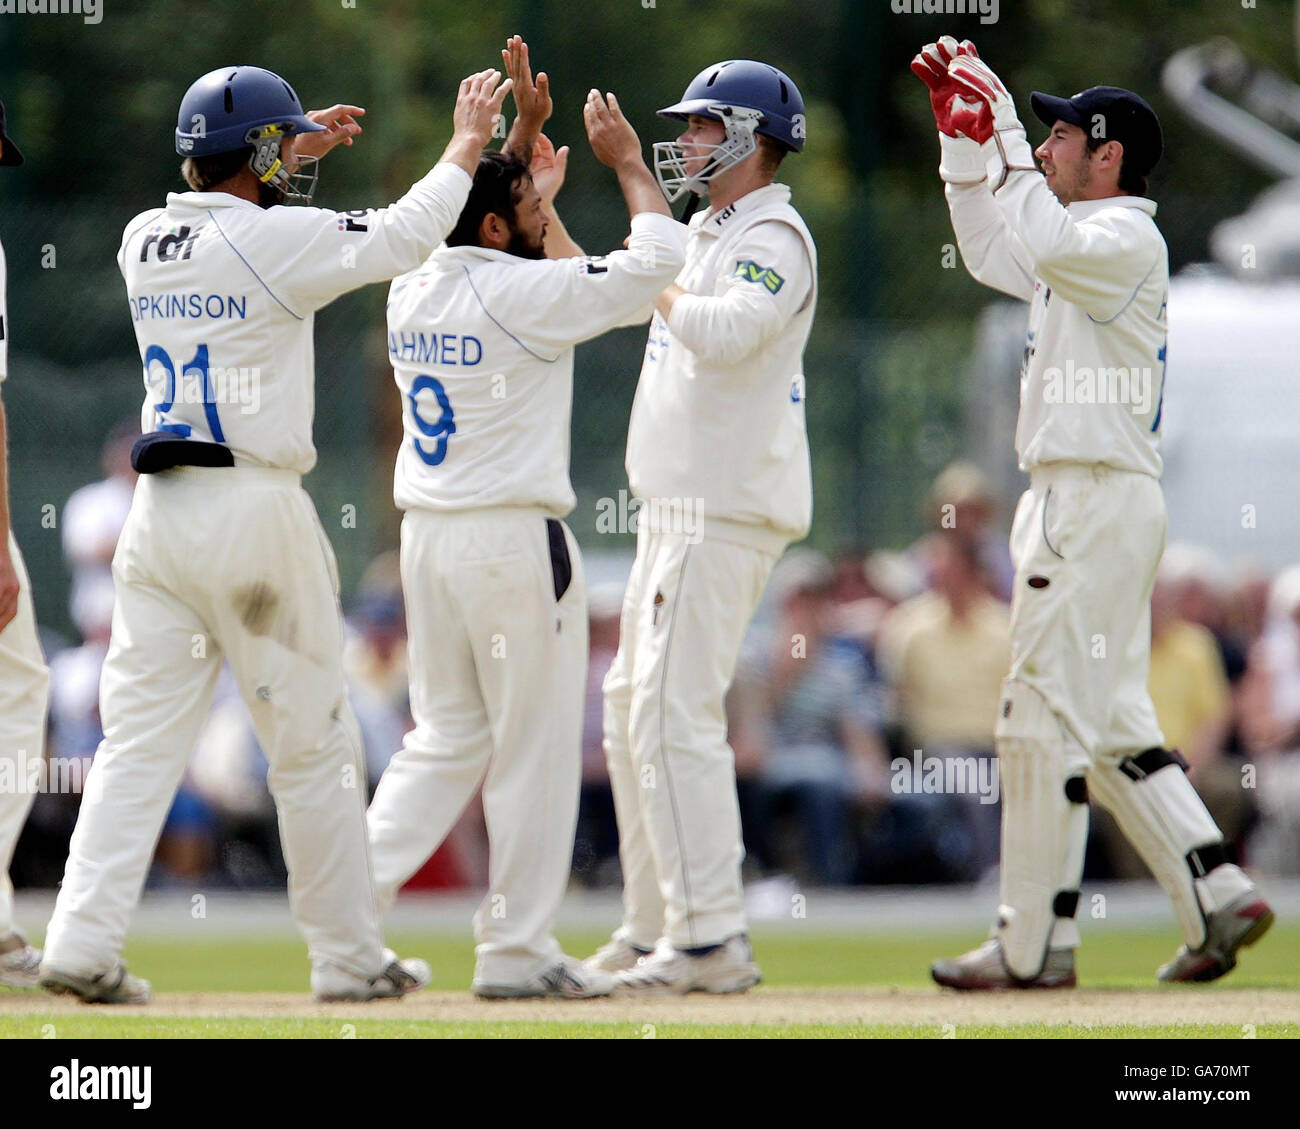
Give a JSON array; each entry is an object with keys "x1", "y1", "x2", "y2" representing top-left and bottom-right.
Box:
[{"x1": 12, "y1": 449, "x2": 1300, "y2": 893}]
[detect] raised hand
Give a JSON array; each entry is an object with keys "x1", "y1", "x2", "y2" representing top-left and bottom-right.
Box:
[
  {"x1": 911, "y1": 36, "x2": 977, "y2": 136},
  {"x1": 583, "y1": 89, "x2": 642, "y2": 170},
  {"x1": 452, "y1": 69, "x2": 514, "y2": 150},
  {"x1": 502, "y1": 34, "x2": 551, "y2": 130},
  {"x1": 290, "y1": 104, "x2": 365, "y2": 162},
  {"x1": 947, "y1": 51, "x2": 1036, "y2": 187},
  {"x1": 947, "y1": 52, "x2": 1020, "y2": 131},
  {"x1": 530, "y1": 132, "x2": 570, "y2": 205}
]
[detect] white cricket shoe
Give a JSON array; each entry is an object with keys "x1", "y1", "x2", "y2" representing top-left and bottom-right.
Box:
[
  {"x1": 614, "y1": 935, "x2": 761, "y2": 996},
  {"x1": 475, "y1": 954, "x2": 616, "y2": 999},
  {"x1": 40, "y1": 959, "x2": 152, "y2": 1004},
  {"x1": 0, "y1": 936, "x2": 43, "y2": 990},
  {"x1": 312, "y1": 949, "x2": 432, "y2": 1002},
  {"x1": 583, "y1": 935, "x2": 655, "y2": 974}
]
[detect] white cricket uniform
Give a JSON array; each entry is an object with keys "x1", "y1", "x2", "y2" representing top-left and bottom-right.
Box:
[
  {"x1": 0, "y1": 233, "x2": 52, "y2": 943},
  {"x1": 942, "y1": 134, "x2": 1251, "y2": 969},
  {"x1": 368, "y1": 212, "x2": 687, "y2": 985},
  {"x1": 604, "y1": 183, "x2": 817, "y2": 950},
  {"x1": 41, "y1": 163, "x2": 473, "y2": 982}
]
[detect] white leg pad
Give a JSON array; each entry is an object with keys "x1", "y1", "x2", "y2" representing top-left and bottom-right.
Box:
[
  {"x1": 993, "y1": 678, "x2": 1091, "y2": 981},
  {"x1": 1088, "y1": 749, "x2": 1251, "y2": 948}
]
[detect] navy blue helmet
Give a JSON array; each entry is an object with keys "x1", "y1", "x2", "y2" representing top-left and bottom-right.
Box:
[
  {"x1": 654, "y1": 60, "x2": 806, "y2": 201},
  {"x1": 175, "y1": 66, "x2": 326, "y2": 204}
]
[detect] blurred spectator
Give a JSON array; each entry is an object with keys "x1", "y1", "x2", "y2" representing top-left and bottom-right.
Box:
[
  {"x1": 1237, "y1": 566, "x2": 1300, "y2": 874},
  {"x1": 62, "y1": 420, "x2": 137, "y2": 631},
  {"x1": 343, "y1": 551, "x2": 411, "y2": 790},
  {"x1": 925, "y1": 460, "x2": 1014, "y2": 601},
  {"x1": 733, "y1": 549, "x2": 891, "y2": 887},
  {"x1": 875, "y1": 531, "x2": 1009, "y2": 880},
  {"x1": 824, "y1": 546, "x2": 914, "y2": 681},
  {"x1": 1160, "y1": 543, "x2": 1245, "y2": 682},
  {"x1": 572, "y1": 582, "x2": 625, "y2": 886}
]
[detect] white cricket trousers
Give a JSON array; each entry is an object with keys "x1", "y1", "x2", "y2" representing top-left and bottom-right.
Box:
[
  {"x1": 43, "y1": 467, "x2": 385, "y2": 980},
  {"x1": 0, "y1": 532, "x2": 50, "y2": 941},
  {"x1": 367, "y1": 508, "x2": 587, "y2": 985},
  {"x1": 1008, "y1": 463, "x2": 1167, "y2": 758},
  {"x1": 604, "y1": 525, "x2": 778, "y2": 950}
]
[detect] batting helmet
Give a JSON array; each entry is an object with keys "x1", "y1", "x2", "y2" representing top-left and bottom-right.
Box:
[
  {"x1": 654, "y1": 60, "x2": 806, "y2": 201},
  {"x1": 174, "y1": 66, "x2": 326, "y2": 204}
]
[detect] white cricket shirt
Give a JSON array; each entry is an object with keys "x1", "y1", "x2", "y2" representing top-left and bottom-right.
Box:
[
  {"x1": 117, "y1": 162, "x2": 473, "y2": 474},
  {"x1": 946, "y1": 154, "x2": 1169, "y2": 477},
  {"x1": 625, "y1": 183, "x2": 817, "y2": 553},
  {"x1": 386, "y1": 210, "x2": 686, "y2": 516}
]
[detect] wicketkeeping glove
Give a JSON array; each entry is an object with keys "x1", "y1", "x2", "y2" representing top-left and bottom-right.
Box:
[
  {"x1": 947, "y1": 54, "x2": 1038, "y2": 191},
  {"x1": 913, "y1": 37, "x2": 992, "y2": 185},
  {"x1": 910, "y1": 35, "x2": 976, "y2": 138}
]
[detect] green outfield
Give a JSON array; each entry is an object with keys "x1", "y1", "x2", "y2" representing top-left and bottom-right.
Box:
[{"x1": 1, "y1": 925, "x2": 1296, "y2": 1038}]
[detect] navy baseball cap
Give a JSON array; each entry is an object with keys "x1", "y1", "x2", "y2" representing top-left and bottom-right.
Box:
[
  {"x1": 1030, "y1": 85, "x2": 1162, "y2": 175},
  {"x1": 0, "y1": 99, "x2": 24, "y2": 166}
]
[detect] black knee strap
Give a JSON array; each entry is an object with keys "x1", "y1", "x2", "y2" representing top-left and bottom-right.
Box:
[
  {"x1": 1053, "y1": 890, "x2": 1080, "y2": 919},
  {"x1": 1187, "y1": 841, "x2": 1235, "y2": 878},
  {"x1": 1118, "y1": 747, "x2": 1189, "y2": 781}
]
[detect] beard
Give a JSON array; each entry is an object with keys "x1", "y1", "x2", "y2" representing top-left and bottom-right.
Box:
[{"x1": 505, "y1": 227, "x2": 547, "y2": 260}]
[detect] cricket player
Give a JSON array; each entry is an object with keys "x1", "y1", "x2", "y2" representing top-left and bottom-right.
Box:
[
  {"x1": 913, "y1": 38, "x2": 1272, "y2": 988},
  {"x1": 39, "y1": 64, "x2": 512, "y2": 1004},
  {"x1": 583, "y1": 60, "x2": 817, "y2": 994},
  {"x1": 367, "y1": 38, "x2": 687, "y2": 999},
  {"x1": 0, "y1": 99, "x2": 52, "y2": 992}
]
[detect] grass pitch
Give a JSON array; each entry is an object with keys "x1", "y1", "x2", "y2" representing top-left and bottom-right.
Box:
[{"x1": 1, "y1": 924, "x2": 1296, "y2": 1038}]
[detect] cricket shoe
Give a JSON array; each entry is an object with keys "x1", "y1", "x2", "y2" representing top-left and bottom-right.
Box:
[
  {"x1": 613, "y1": 935, "x2": 761, "y2": 996},
  {"x1": 40, "y1": 960, "x2": 152, "y2": 1004},
  {"x1": 312, "y1": 949, "x2": 432, "y2": 1002},
  {"x1": 474, "y1": 955, "x2": 616, "y2": 999},
  {"x1": 583, "y1": 935, "x2": 655, "y2": 974},
  {"x1": 1157, "y1": 892, "x2": 1274, "y2": 984},
  {"x1": 0, "y1": 935, "x2": 42, "y2": 989},
  {"x1": 931, "y1": 939, "x2": 1076, "y2": 990}
]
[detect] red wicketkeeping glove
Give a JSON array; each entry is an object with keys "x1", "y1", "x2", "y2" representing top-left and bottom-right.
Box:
[
  {"x1": 911, "y1": 36, "x2": 979, "y2": 137},
  {"x1": 949, "y1": 92, "x2": 994, "y2": 143}
]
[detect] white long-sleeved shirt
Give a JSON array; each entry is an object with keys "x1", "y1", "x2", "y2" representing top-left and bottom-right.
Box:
[
  {"x1": 626, "y1": 183, "x2": 817, "y2": 552},
  {"x1": 117, "y1": 162, "x2": 473, "y2": 475},
  {"x1": 945, "y1": 143, "x2": 1169, "y2": 477},
  {"x1": 387, "y1": 210, "x2": 687, "y2": 516}
]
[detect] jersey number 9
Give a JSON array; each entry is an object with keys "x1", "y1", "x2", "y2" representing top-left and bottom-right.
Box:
[{"x1": 408, "y1": 374, "x2": 456, "y2": 466}]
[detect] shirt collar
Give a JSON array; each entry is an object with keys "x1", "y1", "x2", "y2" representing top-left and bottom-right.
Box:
[
  {"x1": 165, "y1": 190, "x2": 261, "y2": 212},
  {"x1": 436, "y1": 244, "x2": 531, "y2": 266},
  {"x1": 693, "y1": 183, "x2": 793, "y2": 237},
  {"x1": 1067, "y1": 194, "x2": 1158, "y2": 219}
]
